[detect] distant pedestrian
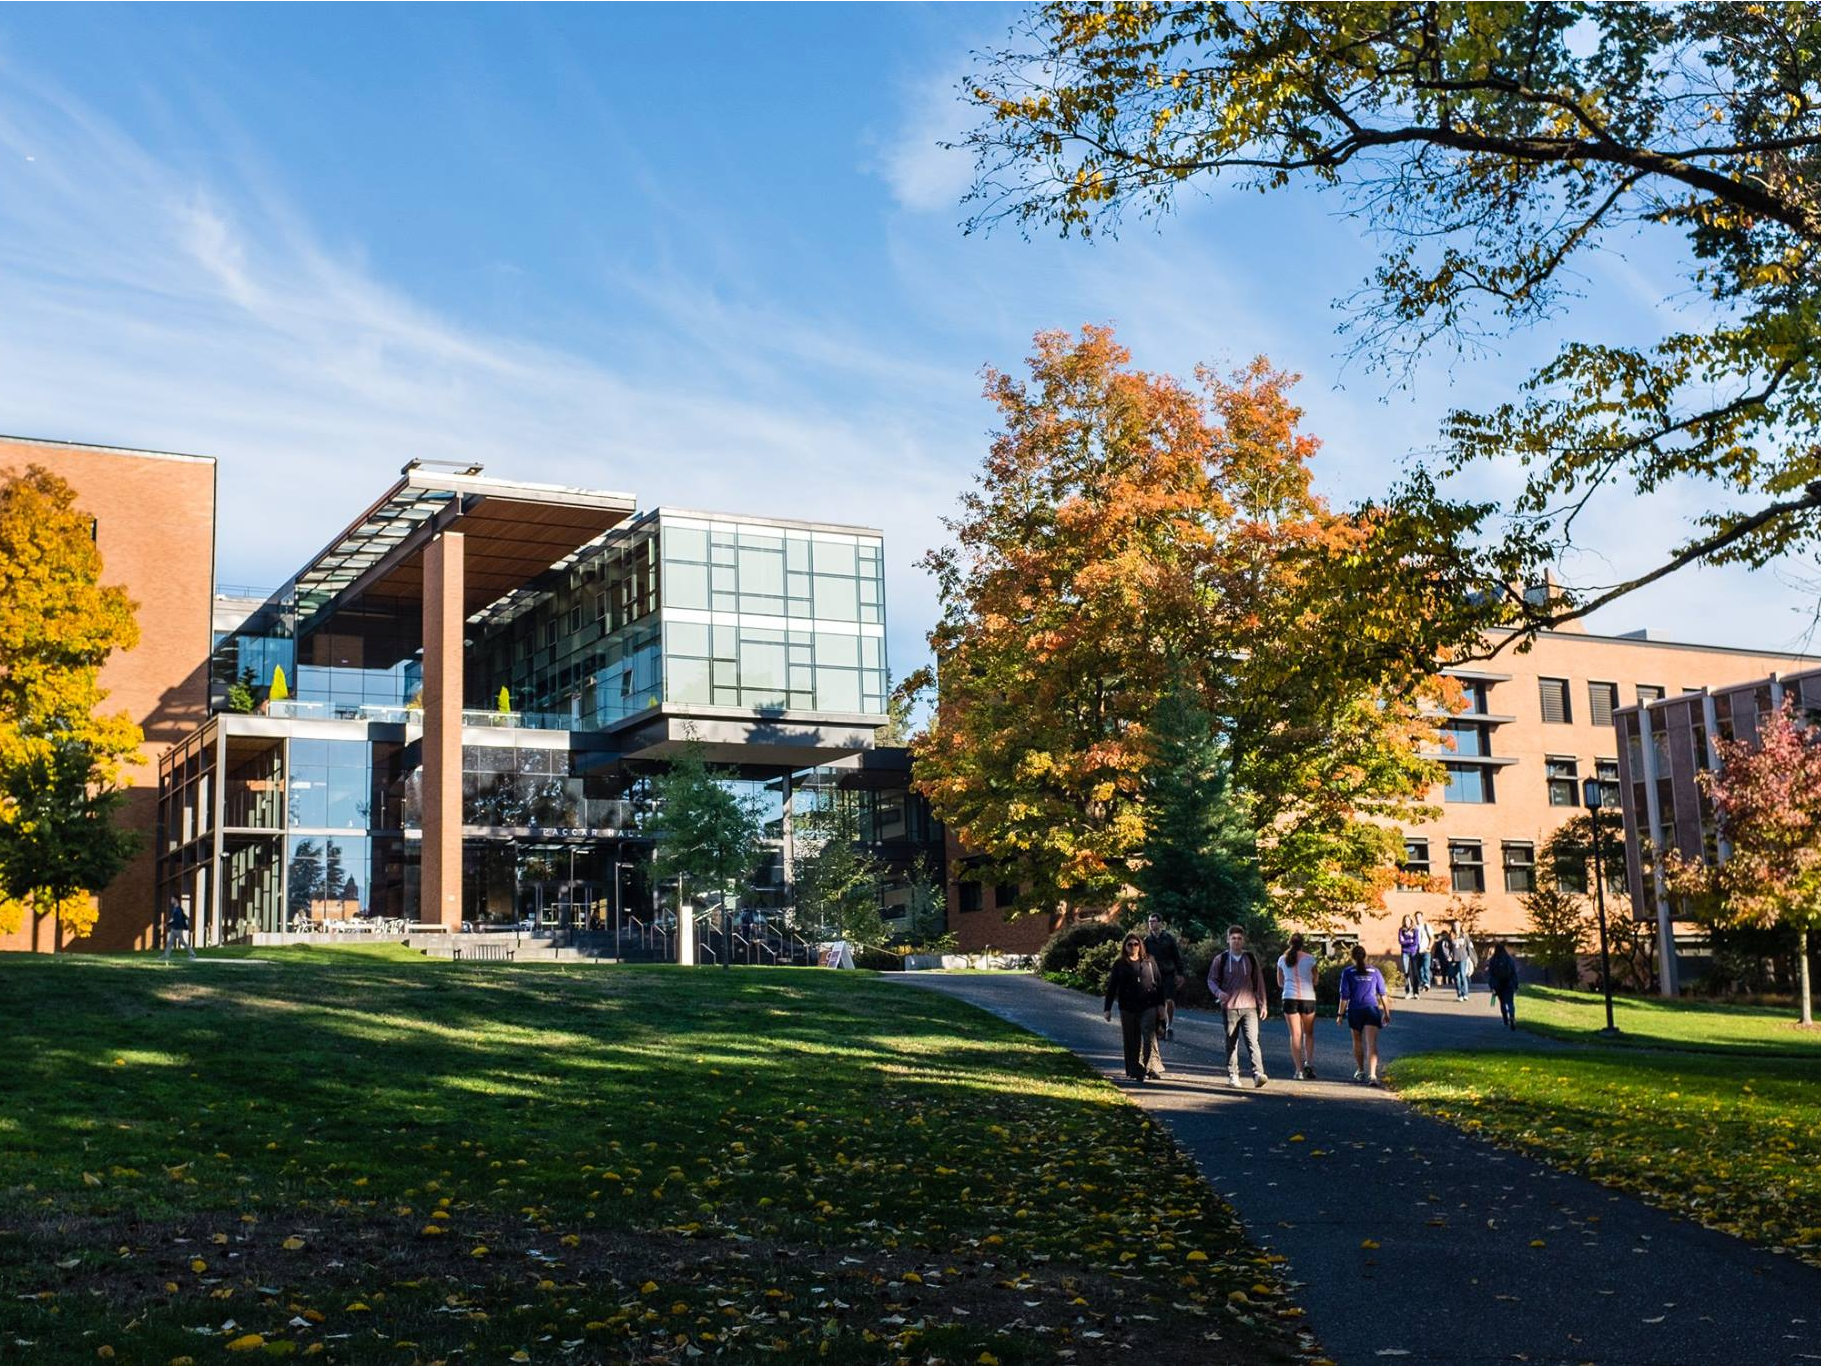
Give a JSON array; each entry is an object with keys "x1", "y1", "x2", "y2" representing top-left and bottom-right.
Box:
[
  {"x1": 1103, "y1": 933, "x2": 1167, "y2": 1083},
  {"x1": 160, "y1": 897, "x2": 197, "y2": 961},
  {"x1": 1143, "y1": 913, "x2": 1186, "y2": 1040},
  {"x1": 1209, "y1": 924, "x2": 1269, "y2": 1089},
  {"x1": 1276, "y1": 932, "x2": 1318, "y2": 1080},
  {"x1": 1451, "y1": 919, "x2": 1476, "y2": 1001},
  {"x1": 1433, "y1": 929, "x2": 1458, "y2": 997},
  {"x1": 1396, "y1": 916, "x2": 1419, "y2": 998},
  {"x1": 1413, "y1": 911, "x2": 1434, "y2": 992},
  {"x1": 1336, "y1": 945, "x2": 1391, "y2": 1086},
  {"x1": 1486, "y1": 941, "x2": 1519, "y2": 1029}
]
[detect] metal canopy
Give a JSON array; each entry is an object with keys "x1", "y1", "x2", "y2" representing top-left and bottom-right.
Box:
[{"x1": 290, "y1": 463, "x2": 637, "y2": 629}]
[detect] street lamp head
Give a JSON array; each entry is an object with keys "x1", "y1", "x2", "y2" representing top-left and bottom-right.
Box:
[{"x1": 1581, "y1": 776, "x2": 1604, "y2": 811}]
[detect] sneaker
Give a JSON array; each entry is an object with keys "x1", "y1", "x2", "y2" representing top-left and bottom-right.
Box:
[
  {"x1": 1353, "y1": 1068, "x2": 1365, "y2": 1083},
  {"x1": 1226, "y1": 1075, "x2": 1242, "y2": 1089},
  {"x1": 1254, "y1": 1075, "x2": 1268, "y2": 1089},
  {"x1": 1302, "y1": 1065, "x2": 1316, "y2": 1081},
  {"x1": 1367, "y1": 1076, "x2": 1384, "y2": 1089}
]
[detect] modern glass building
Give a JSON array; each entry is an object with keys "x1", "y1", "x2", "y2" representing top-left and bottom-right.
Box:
[{"x1": 160, "y1": 461, "x2": 936, "y2": 943}]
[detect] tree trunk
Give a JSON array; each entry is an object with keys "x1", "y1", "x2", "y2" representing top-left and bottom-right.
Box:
[{"x1": 1798, "y1": 925, "x2": 1813, "y2": 1028}]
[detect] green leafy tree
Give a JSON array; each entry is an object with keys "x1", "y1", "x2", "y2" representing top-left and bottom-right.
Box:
[
  {"x1": 961, "y1": 3, "x2": 1821, "y2": 634},
  {"x1": 0, "y1": 743, "x2": 140, "y2": 944},
  {"x1": 226, "y1": 668, "x2": 258, "y2": 715},
  {"x1": 1134, "y1": 676, "x2": 1264, "y2": 941},
  {"x1": 1522, "y1": 885, "x2": 1590, "y2": 987},
  {"x1": 0, "y1": 465, "x2": 143, "y2": 945},
  {"x1": 793, "y1": 791, "x2": 891, "y2": 946},
  {"x1": 903, "y1": 858, "x2": 950, "y2": 948},
  {"x1": 645, "y1": 740, "x2": 765, "y2": 918}
]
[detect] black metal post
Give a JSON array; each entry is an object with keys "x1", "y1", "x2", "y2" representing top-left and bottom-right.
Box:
[{"x1": 1583, "y1": 779, "x2": 1620, "y2": 1036}]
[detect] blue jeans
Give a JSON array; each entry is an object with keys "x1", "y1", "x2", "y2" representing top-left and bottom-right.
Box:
[
  {"x1": 1400, "y1": 953, "x2": 1416, "y2": 995},
  {"x1": 1456, "y1": 962, "x2": 1471, "y2": 999}
]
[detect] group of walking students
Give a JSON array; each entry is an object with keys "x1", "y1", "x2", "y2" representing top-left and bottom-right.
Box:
[{"x1": 1103, "y1": 915, "x2": 1522, "y2": 1088}]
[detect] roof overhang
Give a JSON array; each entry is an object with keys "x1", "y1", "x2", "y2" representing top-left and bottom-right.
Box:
[{"x1": 290, "y1": 462, "x2": 637, "y2": 630}]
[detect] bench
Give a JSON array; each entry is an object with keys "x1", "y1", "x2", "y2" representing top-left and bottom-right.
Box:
[{"x1": 453, "y1": 941, "x2": 515, "y2": 963}]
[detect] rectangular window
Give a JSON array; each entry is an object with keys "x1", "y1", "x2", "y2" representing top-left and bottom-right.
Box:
[
  {"x1": 993, "y1": 882, "x2": 1019, "y2": 911},
  {"x1": 1448, "y1": 841, "x2": 1485, "y2": 894},
  {"x1": 958, "y1": 881, "x2": 983, "y2": 914},
  {"x1": 1444, "y1": 721, "x2": 1488, "y2": 756},
  {"x1": 1546, "y1": 756, "x2": 1579, "y2": 807},
  {"x1": 1588, "y1": 681, "x2": 1618, "y2": 728},
  {"x1": 1443, "y1": 763, "x2": 1493, "y2": 804},
  {"x1": 1637, "y1": 684, "x2": 1665, "y2": 704},
  {"x1": 1539, "y1": 677, "x2": 1571, "y2": 724},
  {"x1": 1554, "y1": 845, "x2": 1588, "y2": 894},
  {"x1": 1595, "y1": 758, "x2": 1622, "y2": 808},
  {"x1": 1398, "y1": 839, "x2": 1430, "y2": 889},
  {"x1": 1502, "y1": 842, "x2": 1536, "y2": 894}
]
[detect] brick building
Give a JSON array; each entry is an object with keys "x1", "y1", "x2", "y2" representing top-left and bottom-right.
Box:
[{"x1": 0, "y1": 436, "x2": 216, "y2": 952}]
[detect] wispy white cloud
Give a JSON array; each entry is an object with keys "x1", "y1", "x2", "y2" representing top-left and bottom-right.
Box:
[
  {"x1": 865, "y1": 60, "x2": 980, "y2": 216},
  {"x1": 0, "y1": 65, "x2": 973, "y2": 677}
]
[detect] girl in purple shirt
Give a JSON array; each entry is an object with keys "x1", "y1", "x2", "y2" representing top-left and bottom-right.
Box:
[{"x1": 1336, "y1": 945, "x2": 1392, "y2": 1087}]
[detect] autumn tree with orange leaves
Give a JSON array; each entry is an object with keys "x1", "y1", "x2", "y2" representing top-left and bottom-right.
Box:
[
  {"x1": 907, "y1": 327, "x2": 1450, "y2": 932},
  {"x1": 0, "y1": 465, "x2": 143, "y2": 947}
]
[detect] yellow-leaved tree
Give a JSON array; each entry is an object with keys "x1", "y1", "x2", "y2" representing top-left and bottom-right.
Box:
[{"x1": 0, "y1": 466, "x2": 143, "y2": 946}]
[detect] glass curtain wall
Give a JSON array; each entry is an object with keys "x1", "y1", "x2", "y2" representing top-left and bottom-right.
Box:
[
  {"x1": 659, "y1": 517, "x2": 886, "y2": 715},
  {"x1": 466, "y1": 512, "x2": 888, "y2": 731}
]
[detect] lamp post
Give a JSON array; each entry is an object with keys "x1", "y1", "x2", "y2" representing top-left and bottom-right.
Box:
[{"x1": 1581, "y1": 777, "x2": 1621, "y2": 1037}]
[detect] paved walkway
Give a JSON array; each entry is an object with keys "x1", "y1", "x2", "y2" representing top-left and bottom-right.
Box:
[{"x1": 895, "y1": 973, "x2": 1821, "y2": 1366}]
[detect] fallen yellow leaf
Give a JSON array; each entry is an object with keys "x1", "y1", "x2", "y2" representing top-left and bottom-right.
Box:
[
  {"x1": 224, "y1": 1335, "x2": 264, "y2": 1353},
  {"x1": 281, "y1": 1236, "x2": 305, "y2": 1251}
]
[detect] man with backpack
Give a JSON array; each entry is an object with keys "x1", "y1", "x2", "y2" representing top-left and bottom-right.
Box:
[
  {"x1": 1208, "y1": 924, "x2": 1269, "y2": 1088},
  {"x1": 1142, "y1": 912, "x2": 1186, "y2": 1040}
]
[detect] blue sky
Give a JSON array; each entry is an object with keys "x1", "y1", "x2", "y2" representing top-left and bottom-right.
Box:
[{"x1": 1, "y1": 2, "x2": 1816, "y2": 680}]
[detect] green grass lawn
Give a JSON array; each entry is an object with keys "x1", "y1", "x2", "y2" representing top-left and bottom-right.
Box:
[
  {"x1": 1395, "y1": 1046, "x2": 1821, "y2": 1269},
  {"x1": 0, "y1": 948, "x2": 1310, "y2": 1365},
  {"x1": 1514, "y1": 985, "x2": 1821, "y2": 1056}
]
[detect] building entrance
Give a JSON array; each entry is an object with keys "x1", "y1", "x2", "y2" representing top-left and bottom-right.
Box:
[{"x1": 460, "y1": 836, "x2": 647, "y2": 931}]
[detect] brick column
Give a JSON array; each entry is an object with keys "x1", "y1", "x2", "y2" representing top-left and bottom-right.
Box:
[{"x1": 422, "y1": 532, "x2": 464, "y2": 932}]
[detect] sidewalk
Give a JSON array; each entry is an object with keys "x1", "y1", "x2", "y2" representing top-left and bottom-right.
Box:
[{"x1": 895, "y1": 973, "x2": 1821, "y2": 1366}]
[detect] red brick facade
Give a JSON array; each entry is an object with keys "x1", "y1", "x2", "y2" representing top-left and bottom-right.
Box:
[{"x1": 0, "y1": 437, "x2": 215, "y2": 953}]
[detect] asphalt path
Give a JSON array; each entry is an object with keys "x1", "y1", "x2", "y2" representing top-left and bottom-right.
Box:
[{"x1": 894, "y1": 973, "x2": 1821, "y2": 1366}]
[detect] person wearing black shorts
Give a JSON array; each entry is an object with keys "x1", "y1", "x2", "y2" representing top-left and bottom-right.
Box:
[
  {"x1": 1336, "y1": 944, "x2": 1391, "y2": 1087},
  {"x1": 1275, "y1": 932, "x2": 1319, "y2": 1079},
  {"x1": 1143, "y1": 914, "x2": 1186, "y2": 1040}
]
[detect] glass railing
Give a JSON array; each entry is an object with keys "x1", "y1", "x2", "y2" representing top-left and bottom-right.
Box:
[{"x1": 256, "y1": 701, "x2": 575, "y2": 730}]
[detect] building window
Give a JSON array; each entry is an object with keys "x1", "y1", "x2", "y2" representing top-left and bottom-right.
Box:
[
  {"x1": 1588, "y1": 681, "x2": 1618, "y2": 728},
  {"x1": 1595, "y1": 758, "x2": 1622, "y2": 807},
  {"x1": 1546, "y1": 756, "x2": 1579, "y2": 806},
  {"x1": 1444, "y1": 721, "x2": 1489, "y2": 756},
  {"x1": 1443, "y1": 763, "x2": 1494, "y2": 804},
  {"x1": 993, "y1": 882, "x2": 1019, "y2": 911},
  {"x1": 1554, "y1": 844, "x2": 1588, "y2": 894},
  {"x1": 1398, "y1": 838, "x2": 1430, "y2": 889},
  {"x1": 1458, "y1": 679, "x2": 1491, "y2": 713},
  {"x1": 1502, "y1": 842, "x2": 1536, "y2": 894},
  {"x1": 1637, "y1": 684, "x2": 1665, "y2": 704},
  {"x1": 958, "y1": 882, "x2": 983, "y2": 913},
  {"x1": 1448, "y1": 841, "x2": 1485, "y2": 894},
  {"x1": 1539, "y1": 677, "x2": 1571, "y2": 724}
]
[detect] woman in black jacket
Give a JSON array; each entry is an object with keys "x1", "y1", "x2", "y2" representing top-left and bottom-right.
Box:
[{"x1": 1103, "y1": 933, "x2": 1167, "y2": 1082}]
